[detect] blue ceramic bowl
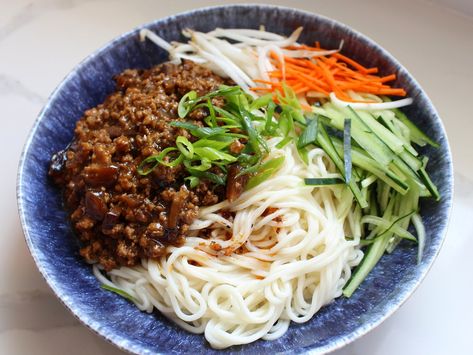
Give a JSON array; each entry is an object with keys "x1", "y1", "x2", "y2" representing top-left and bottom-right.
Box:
[{"x1": 17, "y1": 5, "x2": 453, "y2": 354}]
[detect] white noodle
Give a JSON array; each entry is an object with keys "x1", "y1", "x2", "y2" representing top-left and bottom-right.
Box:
[{"x1": 95, "y1": 139, "x2": 362, "y2": 349}]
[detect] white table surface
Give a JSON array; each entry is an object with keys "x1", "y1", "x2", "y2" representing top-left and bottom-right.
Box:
[{"x1": 2, "y1": 0, "x2": 472, "y2": 354}]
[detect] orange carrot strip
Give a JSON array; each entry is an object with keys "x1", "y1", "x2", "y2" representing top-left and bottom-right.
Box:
[
  {"x1": 379, "y1": 74, "x2": 396, "y2": 83},
  {"x1": 332, "y1": 53, "x2": 371, "y2": 73},
  {"x1": 365, "y1": 68, "x2": 379, "y2": 74},
  {"x1": 254, "y1": 79, "x2": 281, "y2": 86},
  {"x1": 250, "y1": 87, "x2": 273, "y2": 92}
]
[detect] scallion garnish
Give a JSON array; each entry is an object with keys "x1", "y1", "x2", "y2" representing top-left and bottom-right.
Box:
[
  {"x1": 193, "y1": 147, "x2": 237, "y2": 162},
  {"x1": 137, "y1": 147, "x2": 183, "y2": 175},
  {"x1": 140, "y1": 86, "x2": 274, "y2": 187},
  {"x1": 276, "y1": 136, "x2": 293, "y2": 149},
  {"x1": 176, "y1": 136, "x2": 194, "y2": 159},
  {"x1": 177, "y1": 90, "x2": 197, "y2": 118},
  {"x1": 246, "y1": 156, "x2": 285, "y2": 190},
  {"x1": 297, "y1": 113, "x2": 319, "y2": 149}
]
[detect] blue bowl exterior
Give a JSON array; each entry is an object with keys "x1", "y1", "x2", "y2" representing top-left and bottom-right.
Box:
[{"x1": 17, "y1": 5, "x2": 453, "y2": 354}]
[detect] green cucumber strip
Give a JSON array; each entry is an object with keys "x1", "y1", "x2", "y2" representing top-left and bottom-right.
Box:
[
  {"x1": 321, "y1": 104, "x2": 395, "y2": 166},
  {"x1": 343, "y1": 197, "x2": 397, "y2": 297},
  {"x1": 399, "y1": 149, "x2": 422, "y2": 171},
  {"x1": 101, "y1": 284, "x2": 136, "y2": 302},
  {"x1": 332, "y1": 139, "x2": 409, "y2": 194},
  {"x1": 361, "y1": 212, "x2": 417, "y2": 243},
  {"x1": 317, "y1": 124, "x2": 368, "y2": 208},
  {"x1": 348, "y1": 107, "x2": 405, "y2": 154},
  {"x1": 393, "y1": 108, "x2": 440, "y2": 148},
  {"x1": 418, "y1": 166, "x2": 440, "y2": 200},
  {"x1": 386, "y1": 185, "x2": 419, "y2": 253},
  {"x1": 343, "y1": 225, "x2": 390, "y2": 297},
  {"x1": 304, "y1": 177, "x2": 345, "y2": 186},
  {"x1": 343, "y1": 118, "x2": 352, "y2": 184},
  {"x1": 376, "y1": 111, "x2": 418, "y2": 156},
  {"x1": 345, "y1": 106, "x2": 423, "y2": 176}
]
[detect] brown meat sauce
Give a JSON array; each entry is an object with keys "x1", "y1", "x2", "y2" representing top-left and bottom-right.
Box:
[{"x1": 49, "y1": 61, "x2": 228, "y2": 271}]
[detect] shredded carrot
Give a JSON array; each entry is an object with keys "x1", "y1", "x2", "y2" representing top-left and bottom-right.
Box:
[{"x1": 260, "y1": 44, "x2": 406, "y2": 103}]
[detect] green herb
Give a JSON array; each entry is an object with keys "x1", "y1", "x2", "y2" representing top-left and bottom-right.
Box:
[
  {"x1": 250, "y1": 93, "x2": 273, "y2": 111},
  {"x1": 194, "y1": 147, "x2": 237, "y2": 162},
  {"x1": 207, "y1": 98, "x2": 217, "y2": 127},
  {"x1": 193, "y1": 139, "x2": 233, "y2": 150},
  {"x1": 185, "y1": 176, "x2": 200, "y2": 188},
  {"x1": 192, "y1": 171, "x2": 226, "y2": 186},
  {"x1": 263, "y1": 101, "x2": 277, "y2": 135},
  {"x1": 239, "y1": 106, "x2": 268, "y2": 154},
  {"x1": 137, "y1": 147, "x2": 183, "y2": 175},
  {"x1": 184, "y1": 158, "x2": 212, "y2": 172},
  {"x1": 176, "y1": 136, "x2": 194, "y2": 159},
  {"x1": 246, "y1": 156, "x2": 285, "y2": 189},
  {"x1": 276, "y1": 136, "x2": 293, "y2": 149},
  {"x1": 177, "y1": 86, "x2": 240, "y2": 118},
  {"x1": 178, "y1": 90, "x2": 197, "y2": 118},
  {"x1": 297, "y1": 113, "x2": 319, "y2": 148},
  {"x1": 170, "y1": 122, "x2": 227, "y2": 138}
]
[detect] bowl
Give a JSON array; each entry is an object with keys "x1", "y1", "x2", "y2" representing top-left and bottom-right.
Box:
[{"x1": 17, "y1": 4, "x2": 453, "y2": 354}]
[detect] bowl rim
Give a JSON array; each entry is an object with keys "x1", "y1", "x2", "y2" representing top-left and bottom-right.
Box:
[{"x1": 16, "y1": 4, "x2": 454, "y2": 354}]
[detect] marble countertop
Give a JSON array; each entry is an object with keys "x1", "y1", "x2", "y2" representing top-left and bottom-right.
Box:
[{"x1": 2, "y1": 0, "x2": 472, "y2": 354}]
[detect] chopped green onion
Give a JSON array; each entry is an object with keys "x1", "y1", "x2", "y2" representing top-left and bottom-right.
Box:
[
  {"x1": 278, "y1": 111, "x2": 293, "y2": 137},
  {"x1": 276, "y1": 136, "x2": 293, "y2": 149},
  {"x1": 207, "y1": 98, "x2": 217, "y2": 127},
  {"x1": 297, "y1": 114, "x2": 319, "y2": 148},
  {"x1": 194, "y1": 147, "x2": 237, "y2": 162},
  {"x1": 170, "y1": 122, "x2": 227, "y2": 138},
  {"x1": 178, "y1": 90, "x2": 197, "y2": 118},
  {"x1": 212, "y1": 107, "x2": 240, "y2": 123},
  {"x1": 240, "y1": 107, "x2": 267, "y2": 155},
  {"x1": 193, "y1": 139, "x2": 233, "y2": 150},
  {"x1": 250, "y1": 94, "x2": 273, "y2": 111},
  {"x1": 176, "y1": 136, "x2": 194, "y2": 159},
  {"x1": 191, "y1": 171, "x2": 226, "y2": 186},
  {"x1": 246, "y1": 156, "x2": 285, "y2": 190},
  {"x1": 184, "y1": 158, "x2": 212, "y2": 172},
  {"x1": 185, "y1": 176, "x2": 200, "y2": 188},
  {"x1": 264, "y1": 101, "x2": 277, "y2": 135},
  {"x1": 297, "y1": 146, "x2": 309, "y2": 165},
  {"x1": 137, "y1": 147, "x2": 183, "y2": 175}
]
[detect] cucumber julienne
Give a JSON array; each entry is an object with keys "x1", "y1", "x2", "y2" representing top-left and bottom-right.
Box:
[{"x1": 140, "y1": 84, "x2": 440, "y2": 297}]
